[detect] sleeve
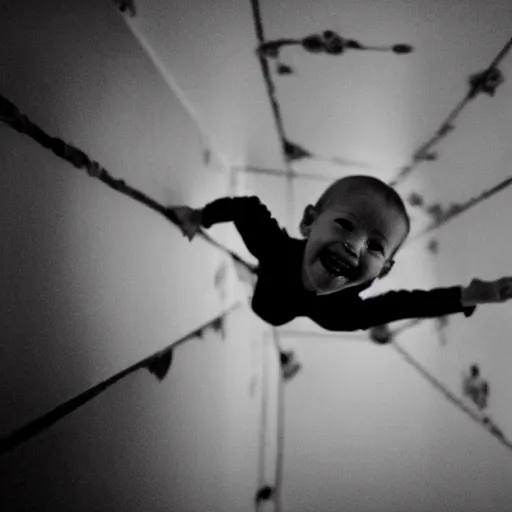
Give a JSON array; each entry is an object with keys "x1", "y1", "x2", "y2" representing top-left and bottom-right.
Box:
[
  {"x1": 314, "y1": 286, "x2": 476, "y2": 335},
  {"x1": 200, "y1": 196, "x2": 287, "y2": 262}
]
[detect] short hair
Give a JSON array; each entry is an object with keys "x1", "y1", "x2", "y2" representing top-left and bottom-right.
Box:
[{"x1": 315, "y1": 175, "x2": 411, "y2": 251}]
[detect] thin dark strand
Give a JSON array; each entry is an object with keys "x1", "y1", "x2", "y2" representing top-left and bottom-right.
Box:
[
  {"x1": 234, "y1": 165, "x2": 344, "y2": 183},
  {"x1": 256, "y1": 337, "x2": 270, "y2": 510},
  {"x1": 249, "y1": 0, "x2": 288, "y2": 146},
  {"x1": 0, "y1": 303, "x2": 240, "y2": 456},
  {"x1": 389, "y1": 36, "x2": 512, "y2": 187},
  {"x1": 0, "y1": 359, "x2": 144, "y2": 456},
  {"x1": 391, "y1": 340, "x2": 512, "y2": 452},
  {"x1": 249, "y1": 0, "x2": 295, "y2": 227},
  {"x1": 281, "y1": 322, "x2": 512, "y2": 453},
  {"x1": 272, "y1": 329, "x2": 285, "y2": 512},
  {"x1": 407, "y1": 175, "x2": 512, "y2": 244},
  {"x1": 0, "y1": 94, "x2": 256, "y2": 273}
]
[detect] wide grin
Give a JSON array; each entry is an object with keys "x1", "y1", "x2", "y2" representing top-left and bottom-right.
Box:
[{"x1": 319, "y1": 250, "x2": 356, "y2": 278}]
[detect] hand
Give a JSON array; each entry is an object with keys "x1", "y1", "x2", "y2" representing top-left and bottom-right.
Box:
[
  {"x1": 461, "y1": 277, "x2": 512, "y2": 306},
  {"x1": 166, "y1": 206, "x2": 202, "y2": 241}
]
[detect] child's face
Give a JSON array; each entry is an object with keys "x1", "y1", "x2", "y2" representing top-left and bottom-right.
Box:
[{"x1": 301, "y1": 189, "x2": 408, "y2": 295}]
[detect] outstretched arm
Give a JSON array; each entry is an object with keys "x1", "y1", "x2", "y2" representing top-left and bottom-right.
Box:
[
  {"x1": 168, "y1": 196, "x2": 287, "y2": 262},
  {"x1": 314, "y1": 286, "x2": 475, "y2": 332},
  {"x1": 315, "y1": 276, "x2": 512, "y2": 335}
]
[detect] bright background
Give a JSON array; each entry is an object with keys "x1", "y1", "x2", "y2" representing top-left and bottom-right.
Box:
[{"x1": 1, "y1": 1, "x2": 511, "y2": 511}]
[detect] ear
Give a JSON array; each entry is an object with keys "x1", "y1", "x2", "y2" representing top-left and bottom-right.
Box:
[
  {"x1": 299, "y1": 205, "x2": 318, "y2": 238},
  {"x1": 378, "y1": 259, "x2": 395, "y2": 279}
]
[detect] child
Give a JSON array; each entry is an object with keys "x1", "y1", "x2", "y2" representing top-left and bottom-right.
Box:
[{"x1": 168, "y1": 175, "x2": 512, "y2": 341}]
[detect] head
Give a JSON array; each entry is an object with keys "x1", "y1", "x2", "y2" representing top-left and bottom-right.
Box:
[{"x1": 299, "y1": 175, "x2": 410, "y2": 295}]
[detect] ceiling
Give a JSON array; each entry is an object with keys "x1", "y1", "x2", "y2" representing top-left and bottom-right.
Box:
[{"x1": 123, "y1": 0, "x2": 511, "y2": 235}]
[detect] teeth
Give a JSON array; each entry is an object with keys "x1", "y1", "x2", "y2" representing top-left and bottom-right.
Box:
[
  {"x1": 330, "y1": 254, "x2": 347, "y2": 268},
  {"x1": 322, "y1": 252, "x2": 347, "y2": 275},
  {"x1": 330, "y1": 254, "x2": 348, "y2": 268},
  {"x1": 319, "y1": 250, "x2": 356, "y2": 278},
  {"x1": 328, "y1": 256, "x2": 343, "y2": 272}
]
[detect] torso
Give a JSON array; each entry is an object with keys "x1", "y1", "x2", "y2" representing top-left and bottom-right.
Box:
[{"x1": 250, "y1": 237, "x2": 369, "y2": 328}]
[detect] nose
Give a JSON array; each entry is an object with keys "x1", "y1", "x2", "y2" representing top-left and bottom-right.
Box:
[{"x1": 342, "y1": 240, "x2": 361, "y2": 263}]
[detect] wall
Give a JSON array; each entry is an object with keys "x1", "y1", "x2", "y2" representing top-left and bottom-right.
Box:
[
  {"x1": 0, "y1": 1, "x2": 271, "y2": 511},
  {"x1": 1, "y1": 303, "x2": 273, "y2": 512},
  {"x1": 2, "y1": 1, "x2": 512, "y2": 511}
]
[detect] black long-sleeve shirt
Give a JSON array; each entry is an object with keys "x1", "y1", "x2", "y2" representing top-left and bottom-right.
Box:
[{"x1": 201, "y1": 196, "x2": 475, "y2": 335}]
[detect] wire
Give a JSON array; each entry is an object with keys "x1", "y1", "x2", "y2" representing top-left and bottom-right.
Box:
[
  {"x1": 249, "y1": 0, "x2": 295, "y2": 231},
  {"x1": 406, "y1": 174, "x2": 512, "y2": 244},
  {"x1": 258, "y1": 32, "x2": 412, "y2": 59},
  {"x1": 272, "y1": 328, "x2": 286, "y2": 512},
  {"x1": 278, "y1": 328, "x2": 369, "y2": 341},
  {"x1": 0, "y1": 94, "x2": 256, "y2": 275},
  {"x1": 390, "y1": 338, "x2": 512, "y2": 452},
  {"x1": 255, "y1": 332, "x2": 270, "y2": 512},
  {"x1": 115, "y1": 2, "x2": 232, "y2": 173},
  {"x1": 280, "y1": 319, "x2": 512, "y2": 455},
  {"x1": 233, "y1": 165, "x2": 335, "y2": 183},
  {"x1": 389, "y1": 36, "x2": 512, "y2": 188},
  {"x1": 0, "y1": 303, "x2": 241, "y2": 457},
  {"x1": 380, "y1": 318, "x2": 512, "y2": 453}
]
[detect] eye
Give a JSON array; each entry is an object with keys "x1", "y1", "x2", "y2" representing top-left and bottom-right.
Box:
[
  {"x1": 335, "y1": 219, "x2": 354, "y2": 231},
  {"x1": 368, "y1": 241, "x2": 385, "y2": 254}
]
